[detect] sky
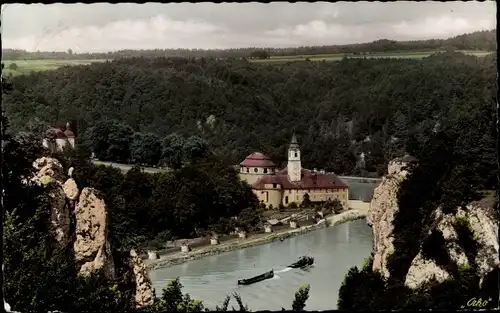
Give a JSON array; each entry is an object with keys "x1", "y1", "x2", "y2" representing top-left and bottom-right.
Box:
[{"x1": 1, "y1": 2, "x2": 496, "y2": 53}]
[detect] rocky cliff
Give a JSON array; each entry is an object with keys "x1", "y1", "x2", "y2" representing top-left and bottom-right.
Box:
[
  {"x1": 130, "y1": 250, "x2": 155, "y2": 308},
  {"x1": 368, "y1": 158, "x2": 499, "y2": 289},
  {"x1": 31, "y1": 157, "x2": 155, "y2": 308},
  {"x1": 366, "y1": 160, "x2": 411, "y2": 279}
]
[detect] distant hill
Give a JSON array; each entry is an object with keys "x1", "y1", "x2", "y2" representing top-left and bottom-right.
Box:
[{"x1": 2, "y1": 29, "x2": 495, "y2": 60}]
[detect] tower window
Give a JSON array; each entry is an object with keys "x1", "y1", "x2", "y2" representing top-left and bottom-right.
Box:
[
  {"x1": 246, "y1": 168, "x2": 249, "y2": 173},
  {"x1": 294, "y1": 152, "x2": 298, "y2": 158},
  {"x1": 285, "y1": 196, "x2": 289, "y2": 204},
  {"x1": 273, "y1": 183, "x2": 277, "y2": 188},
  {"x1": 254, "y1": 168, "x2": 259, "y2": 173},
  {"x1": 264, "y1": 168, "x2": 268, "y2": 173}
]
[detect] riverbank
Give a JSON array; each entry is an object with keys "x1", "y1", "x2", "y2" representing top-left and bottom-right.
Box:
[{"x1": 146, "y1": 207, "x2": 369, "y2": 271}]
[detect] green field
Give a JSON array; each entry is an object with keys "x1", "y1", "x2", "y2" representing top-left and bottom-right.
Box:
[
  {"x1": 249, "y1": 50, "x2": 494, "y2": 63},
  {"x1": 2, "y1": 59, "x2": 109, "y2": 76},
  {"x1": 1, "y1": 50, "x2": 494, "y2": 76}
]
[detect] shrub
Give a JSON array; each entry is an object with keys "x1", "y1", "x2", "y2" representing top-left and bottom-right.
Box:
[
  {"x1": 278, "y1": 203, "x2": 285, "y2": 212},
  {"x1": 301, "y1": 193, "x2": 311, "y2": 208},
  {"x1": 331, "y1": 199, "x2": 343, "y2": 214}
]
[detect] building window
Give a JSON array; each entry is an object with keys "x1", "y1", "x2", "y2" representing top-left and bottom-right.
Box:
[
  {"x1": 246, "y1": 167, "x2": 249, "y2": 173},
  {"x1": 264, "y1": 168, "x2": 268, "y2": 173},
  {"x1": 254, "y1": 168, "x2": 258, "y2": 173},
  {"x1": 273, "y1": 183, "x2": 277, "y2": 188},
  {"x1": 285, "y1": 196, "x2": 289, "y2": 204}
]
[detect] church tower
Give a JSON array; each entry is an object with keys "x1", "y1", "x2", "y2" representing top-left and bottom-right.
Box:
[{"x1": 287, "y1": 133, "x2": 302, "y2": 182}]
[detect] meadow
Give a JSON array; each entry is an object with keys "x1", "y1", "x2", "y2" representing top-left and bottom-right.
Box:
[
  {"x1": 1, "y1": 50, "x2": 493, "y2": 75},
  {"x1": 2, "y1": 59, "x2": 108, "y2": 76},
  {"x1": 249, "y1": 50, "x2": 493, "y2": 63}
]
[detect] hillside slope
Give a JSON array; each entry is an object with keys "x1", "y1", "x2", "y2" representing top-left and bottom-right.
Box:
[{"x1": 2, "y1": 52, "x2": 497, "y2": 179}]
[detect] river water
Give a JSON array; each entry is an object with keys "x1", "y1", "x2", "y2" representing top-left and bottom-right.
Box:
[{"x1": 150, "y1": 219, "x2": 373, "y2": 311}]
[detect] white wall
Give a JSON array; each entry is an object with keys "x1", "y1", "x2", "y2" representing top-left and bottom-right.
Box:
[{"x1": 348, "y1": 200, "x2": 370, "y2": 211}]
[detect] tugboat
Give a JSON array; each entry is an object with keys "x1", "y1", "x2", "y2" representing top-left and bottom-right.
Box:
[
  {"x1": 237, "y1": 270, "x2": 274, "y2": 285},
  {"x1": 288, "y1": 256, "x2": 314, "y2": 269}
]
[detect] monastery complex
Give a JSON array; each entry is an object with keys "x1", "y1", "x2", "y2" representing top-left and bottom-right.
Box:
[
  {"x1": 238, "y1": 134, "x2": 349, "y2": 209},
  {"x1": 42, "y1": 122, "x2": 76, "y2": 153}
]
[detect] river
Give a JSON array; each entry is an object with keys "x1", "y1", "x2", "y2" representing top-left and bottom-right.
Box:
[{"x1": 149, "y1": 219, "x2": 373, "y2": 311}]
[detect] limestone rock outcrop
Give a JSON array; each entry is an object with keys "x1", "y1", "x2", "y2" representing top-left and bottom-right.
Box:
[
  {"x1": 31, "y1": 156, "x2": 154, "y2": 309},
  {"x1": 32, "y1": 157, "x2": 66, "y2": 185},
  {"x1": 405, "y1": 198, "x2": 499, "y2": 288},
  {"x1": 48, "y1": 187, "x2": 72, "y2": 247},
  {"x1": 367, "y1": 160, "x2": 411, "y2": 278},
  {"x1": 130, "y1": 250, "x2": 155, "y2": 308},
  {"x1": 74, "y1": 188, "x2": 116, "y2": 279},
  {"x1": 31, "y1": 157, "x2": 71, "y2": 246},
  {"x1": 368, "y1": 156, "x2": 499, "y2": 289},
  {"x1": 63, "y1": 178, "x2": 79, "y2": 201}
]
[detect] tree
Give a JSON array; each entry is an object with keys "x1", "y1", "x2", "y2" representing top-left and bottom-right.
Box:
[
  {"x1": 86, "y1": 120, "x2": 134, "y2": 162},
  {"x1": 161, "y1": 133, "x2": 185, "y2": 169},
  {"x1": 130, "y1": 132, "x2": 161, "y2": 166},
  {"x1": 182, "y1": 135, "x2": 210, "y2": 165},
  {"x1": 8, "y1": 63, "x2": 18, "y2": 70},
  {"x1": 236, "y1": 207, "x2": 262, "y2": 232},
  {"x1": 249, "y1": 50, "x2": 270, "y2": 59},
  {"x1": 151, "y1": 278, "x2": 204, "y2": 313},
  {"x1": 292, "y1": 284, "x2": 310, "y2": 311}
]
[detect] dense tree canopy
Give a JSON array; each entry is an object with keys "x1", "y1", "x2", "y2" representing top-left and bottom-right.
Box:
[
  {"x1": 3, "y1": 49, "x2": 497, "y2": 178},
  {"x1": 58, "y1": 142, "x2": 260, "y2": 251}
]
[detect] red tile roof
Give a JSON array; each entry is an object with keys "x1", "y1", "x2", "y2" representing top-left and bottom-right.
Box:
[
  {"x1": 240, "y1": 152, "x2": 277, "y2": 168},
  {"x1": 64, "y1": 129, "x2": 75, "y2": 138},
  {"x1": 46, "y1": 128, "x2": 67, "y2": 139},
  {"x1": 252, "y1": 168, "x2": 348, "y2": 190}
]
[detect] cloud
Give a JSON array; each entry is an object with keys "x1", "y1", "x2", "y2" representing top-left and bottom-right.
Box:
[
  {"x1": 390, "y1": 16, "x2": 496, "y2": 40},
  {"x1": 1, "y1": 2, "x2": 496, "y2": 52},
  {"x1": 3, "y1": 14, "x2": 225, "y2": 52}
]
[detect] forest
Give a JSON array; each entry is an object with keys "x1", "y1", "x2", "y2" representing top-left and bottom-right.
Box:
[
  {"x1": 2, "y1": 49, "x2": 497, "y2": 179},
  {"x1": 2, "y1": 29, "x2": 495, "y2": 60},
  {"x1": 2, "y1": 29, "x2": 497, "y2": 311},
  {"x1": 60, "y1": 143, "x2": 262, "y2": 251},
  {"x1": 2, "y1": 113, "x2": 308, "y2": 313}
]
